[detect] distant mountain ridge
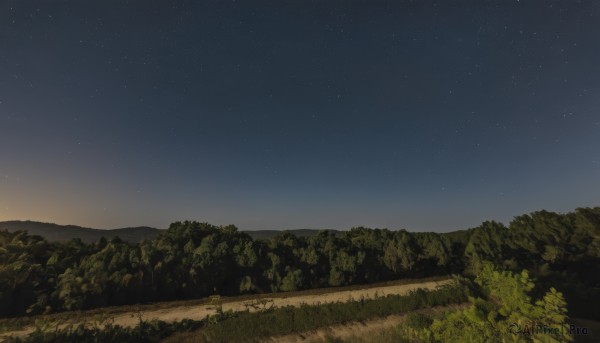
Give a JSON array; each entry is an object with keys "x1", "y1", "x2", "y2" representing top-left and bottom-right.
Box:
[
  {"x1": 0, "y1": 221, "x2": 328, "y2": 243},
  {"x1": 0, "y1": 221, "x2": 162, "y2": 243}
]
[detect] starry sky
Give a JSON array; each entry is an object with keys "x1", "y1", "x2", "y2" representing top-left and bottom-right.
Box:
[{"x1": 1, "y1": 0, "x2": 599, "y2": 232}]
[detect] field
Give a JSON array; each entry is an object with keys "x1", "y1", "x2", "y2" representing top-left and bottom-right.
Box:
[
  {"x1": 252, "y1": 304, "x2": 467, "y2": 343},
  {"x1": 0, "y1": 277, "x2": 452, "y2": 340}
]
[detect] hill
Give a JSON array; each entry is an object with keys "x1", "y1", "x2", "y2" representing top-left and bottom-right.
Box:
[
  {"x1": 0, "y1": 221, "x2": 161, "y2": 243},
  {"x1": 243, "y1": 228, "x2": 336, "y2": 240},
  {"x1": 0, "y1": 221, "x2": 330, "y2": 243}
]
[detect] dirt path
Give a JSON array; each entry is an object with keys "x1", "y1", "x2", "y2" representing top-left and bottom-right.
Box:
[{"x1": 1, "y1": 279, "x2": 452, "y2": 339}]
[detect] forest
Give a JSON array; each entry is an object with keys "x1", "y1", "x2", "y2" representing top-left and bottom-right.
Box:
[{"x1": 1, "y1": 207, "x2": 599, "y2": 322}]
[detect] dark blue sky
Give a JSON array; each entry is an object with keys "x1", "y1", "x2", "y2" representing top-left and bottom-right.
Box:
[{"x1": 1, "y1": 0, "x2": 599, "y2": 231}]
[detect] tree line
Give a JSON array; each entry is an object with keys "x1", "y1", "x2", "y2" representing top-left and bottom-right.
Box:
[{"x1": 1, "y1": 207, "x2": 598, "y2": 318}]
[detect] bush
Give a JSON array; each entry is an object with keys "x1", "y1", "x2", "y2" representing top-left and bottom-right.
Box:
[{"x1": 405, "y1": 313, "x2": 434, "y2": 330}]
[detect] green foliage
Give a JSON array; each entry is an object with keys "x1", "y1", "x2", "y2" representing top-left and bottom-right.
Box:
[
  {"x1": 280, "y1": 267, "x2": 304, "y2": 292},
  {"x1": 413, "y1": 264, "x2": 572, "y2": 343},
  {"x1": 382, "y1": 230, "x2": 418, "y2": 274},
  {"x1": 405, "y1": 312, "x2": 434, "y2": 330},
  {"x1": 464, "y1": 221, "x2": 509, "y2": 274},
  {"x1": 3, "y1": 318, "x2": 205, "y2": 343},
  {"x1": 1, "y1": 207, "x2": 599, "y2": 321},
  {"x1": 197, "y1": 284, "x2": 467, "y2": 342}
]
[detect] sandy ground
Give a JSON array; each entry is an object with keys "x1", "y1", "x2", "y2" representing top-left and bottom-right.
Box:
[{"x1": 0, "y1": 279, "x2": 452, "y2": 340}]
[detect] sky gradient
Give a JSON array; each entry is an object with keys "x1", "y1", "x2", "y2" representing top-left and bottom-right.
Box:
[{"x1": 1, "y1": 0, "x2": 599, "y2": 231}]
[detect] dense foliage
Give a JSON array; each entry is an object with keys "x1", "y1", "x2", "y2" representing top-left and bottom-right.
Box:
[
  {"x1": 371, "y1": 263, "x2": 572, "y2": 343},
  {"x1": 1, "y1": 207, "x2": 599, "y2": 319}
]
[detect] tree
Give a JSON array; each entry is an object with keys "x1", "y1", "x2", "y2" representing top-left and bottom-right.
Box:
[
  {"x1": 464, "y1": 221, "x2": 509, "y2": 273},
  {"x1": 421, "y1": 264, "x2": 572, "y2": 343},
  {"x1": 382, "y1": 230, "x2": 417, "y2": 275},
  {"x1": 280, "y1": 267, "x2": 304, "y2": 292}
]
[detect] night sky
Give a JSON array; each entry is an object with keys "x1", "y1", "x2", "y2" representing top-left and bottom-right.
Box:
[{"x1": 1, "y1": 1, "x2": 599, "y2": 231}]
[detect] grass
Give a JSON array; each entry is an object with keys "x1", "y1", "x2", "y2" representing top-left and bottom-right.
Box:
[
  {"x1": 166, "y1": 283, "x2": 467, "y2": 343},
  {"x1": 327, "y1": 308, "x2": 457, "y2": 343},
  {"x1": 1, "y1": 318, "x2": 205, "y2": 343}
]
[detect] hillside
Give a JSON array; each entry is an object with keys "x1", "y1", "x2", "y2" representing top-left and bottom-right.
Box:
[
  {"x1": 243, "y1": 228, "x2": 338, "y2": 240},
  {"x1": 0, "y1": 221, "x2": 161, "y2": 243},
  {"x1": 0, "y1": 208, "x2": 599, "y2": 334},
  {"x1": 0, "y1": 221, "x2": 330, "y2": 243}
]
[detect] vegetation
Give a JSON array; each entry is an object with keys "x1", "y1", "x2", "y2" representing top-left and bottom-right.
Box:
[
  {"x1": 4, "y1": 264, "x2": 577, "y2": 343},
  {"x1": 0, "y1": 221, "x2": 161, "y2": 244},
  {"x1": 196, "y1": 283, "x2": 466, "y2": 343},
  {"x1": 0, "y1": 207, "x2": 598, "y2": 322},
  {"x1": 3, "y1": 281, "x2": 467, "y2": 342},
  {"x1": 2, "y1": 316, "x2": 204, "y2": 343},
  {"x1": 0, "y1": 221, "x2": 330, "y2": 243},
  {"x1": 345, "y1": 263, "x2": 573, "y2": 343}
]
